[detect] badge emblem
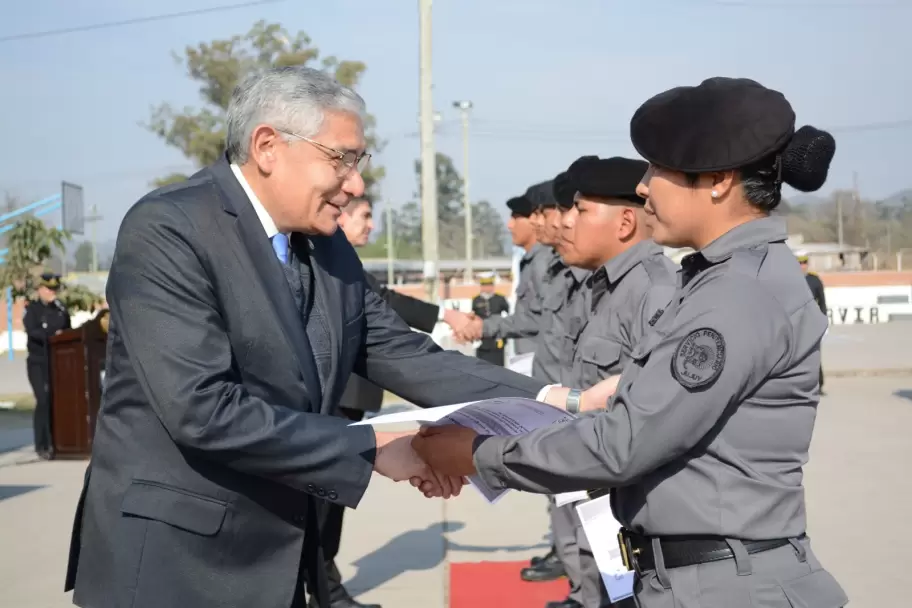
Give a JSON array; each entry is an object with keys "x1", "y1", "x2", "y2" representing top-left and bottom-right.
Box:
[{"x1": 671, "y1": 327, "x2": 726, "y2": 389}]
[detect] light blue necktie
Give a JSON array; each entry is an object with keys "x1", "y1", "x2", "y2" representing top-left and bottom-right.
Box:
[{"x1": 271, "y1": 233, "x2": 289, "y2": 264}]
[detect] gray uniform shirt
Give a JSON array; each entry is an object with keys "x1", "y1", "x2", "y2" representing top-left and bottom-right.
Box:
[
  {"x1": 474, "y1": 217, "x2": 826, "y2": 541},
  {"x1": 531, "y1": 250, "x2": 587, "y2": 383},
  {"x1": 565, "y1": 240, "x2": 678, "y2": 389},
  {"x1": 483, "y1": 243, "x2": 551, "y2": 355}
]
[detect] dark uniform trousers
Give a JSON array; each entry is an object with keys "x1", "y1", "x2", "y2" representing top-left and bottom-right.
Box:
[{"x1": 27, "y1": 359, "x2": 53, "y2": 453}]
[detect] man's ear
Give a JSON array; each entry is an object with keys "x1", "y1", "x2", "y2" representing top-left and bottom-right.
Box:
[{"x1": 617, "y1": 206, "x2": 637, "y2": 240}]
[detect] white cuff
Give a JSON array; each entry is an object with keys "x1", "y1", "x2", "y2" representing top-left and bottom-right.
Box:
[
  {"x1": 437, "y1": 306, "x2": 446, "y2": 321},
  {"x1": 536, "y1": 384, "x2": 561, "y2": 402}
]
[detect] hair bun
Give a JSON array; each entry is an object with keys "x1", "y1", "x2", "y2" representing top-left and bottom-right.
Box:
[{"x1": 781, "y1": 125, "x2": 836, "y2": 192}]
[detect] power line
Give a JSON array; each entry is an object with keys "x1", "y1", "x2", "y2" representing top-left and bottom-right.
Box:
[{"x1": 0, "y1": 0, "x2": 286, "y2": 44}]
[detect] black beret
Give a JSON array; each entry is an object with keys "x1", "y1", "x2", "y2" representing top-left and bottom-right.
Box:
[
  {"x1": 567, "y1": 156, "x2": 648, "y2": 205},
  {"x1": 630, "y1": 77, "x2": 835, "y2": 192},
  {"x1": 552, "y1": 171, "x2": 575, "y2": 210},
  {"x1": 525, "y1": 180, "x2": 558, "y2": 210},
  {"x1": 631, "y1": 77, "x2": 795, "y2": 173},
  {"x1": 506, "y1": 195, "x2": 534, "y2": 218}
]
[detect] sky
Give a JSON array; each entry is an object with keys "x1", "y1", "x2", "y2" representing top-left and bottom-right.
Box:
[{"x1": 1, "y1": 0, "x2": 910, "y2": 254}]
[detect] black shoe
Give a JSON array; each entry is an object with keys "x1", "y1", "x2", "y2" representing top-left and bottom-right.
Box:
[
  {"x1": 530, "y1": 546, "x2": 557, "y2": 566},
  {"x1": 545, "y1": 599, "x2": 583, "y2": 608},
  {"x1": 520, "y1": 558, "x2": 566, "y2": 582}
]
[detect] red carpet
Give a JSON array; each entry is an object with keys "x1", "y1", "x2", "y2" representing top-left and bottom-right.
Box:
[{"x1": 449, "y1": 561, "x2": 569, "y2": 608}]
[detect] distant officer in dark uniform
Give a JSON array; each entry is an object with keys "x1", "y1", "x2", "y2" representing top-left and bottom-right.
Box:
[
  {"x1": 471, "y1": 272, "x2": 510, "y2": 366},
  {"x1": 22, "y1": 272, "x2": 71, "y2": 459},
  {"x1": 798, "y1": 254, "x2": 827, "y2": 394}
]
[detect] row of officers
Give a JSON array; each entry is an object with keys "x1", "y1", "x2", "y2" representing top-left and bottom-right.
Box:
[{"x1": 427, "y1": 77, "x2": 845, "y2": 608}]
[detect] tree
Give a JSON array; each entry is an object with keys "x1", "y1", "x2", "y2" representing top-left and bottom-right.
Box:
[
  {"x1": 73, "y1": 241, "x2": 93, "y2": 272},
  {"x1": 147, "y1": 20, "x2": 385, "y2": 196},
  {"x1": 0, "y1": 218, "x2": 69, "y2": 297},
  {"x1": 57, "y1": 283, "x2": 103, "y2": 313},
  {"x1": 384, "y1": 153, "x2": 508, "y2": 259}
]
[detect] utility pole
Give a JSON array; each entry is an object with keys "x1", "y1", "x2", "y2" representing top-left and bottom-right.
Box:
[
  {"x1": 84, "y1": 204, "x2": 103, "y2": 272},
  {"x1": 453, "y1": 100, "x2": 473, "y2": 283},
  {"x1": 418, "y1": 0, "x2": 440, "y2": 303},
  {"x1": 386, "y1": 202, "x2": 395, "y2": 286}
]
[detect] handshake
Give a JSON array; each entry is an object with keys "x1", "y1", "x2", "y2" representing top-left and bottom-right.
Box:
[
  {"x1": 441, "y1": 308, "x2": 484, "y2": 344},
  {"x1": 368, "y1": 375, "x2": 624, "y2": 500},
  {"x1": 372, "y1": 425, "x2": 480, "y2": 500}
]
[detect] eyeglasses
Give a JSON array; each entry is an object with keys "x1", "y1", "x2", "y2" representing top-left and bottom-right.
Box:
[{"x1": 276, "y1": 128, "x2": 371, "y2": 176}]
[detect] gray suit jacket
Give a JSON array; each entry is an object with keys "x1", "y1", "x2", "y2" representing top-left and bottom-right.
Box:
[{"x1": 65, "y1": 157, "x2": 545, "y2": 608}]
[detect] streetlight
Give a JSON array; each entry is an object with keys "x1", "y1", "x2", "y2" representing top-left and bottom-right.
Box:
[{"x1": 453, "y1": 100, "x2": 473, "y2": 282}]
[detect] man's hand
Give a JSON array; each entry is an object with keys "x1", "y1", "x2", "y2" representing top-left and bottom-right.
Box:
[
  {"x1": 443, "y1": 308, "x2": 474, "y2": 335},
  {"x1": 454, "y1": 317, "x2": 483, "y2": 343},
  {"x1": 582, "y1": 375, "x2": 621, "y2": 410},
  {"x1": 374, "y1": 430, "x2": 465, "y2": 499},
  {"x1": 411, "y1": 425, "x2": 479, "y2": 478}
]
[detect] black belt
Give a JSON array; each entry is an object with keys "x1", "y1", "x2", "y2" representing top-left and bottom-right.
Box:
[{"x1": 619, "y1": 529, "x2": 803, "y2": 572}]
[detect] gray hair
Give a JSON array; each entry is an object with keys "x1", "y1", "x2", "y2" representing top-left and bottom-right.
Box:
[{"x1": 225, "y1": 66, "x2": 366, "y2": 164}]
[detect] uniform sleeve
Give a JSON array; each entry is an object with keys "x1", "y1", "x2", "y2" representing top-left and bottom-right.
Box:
[
  {"x1": 482, "y1": 271, "x2": 544, "y2": 340},
  {"x1": 472, "y1": 275, "x2": 792, "y2": 494}
]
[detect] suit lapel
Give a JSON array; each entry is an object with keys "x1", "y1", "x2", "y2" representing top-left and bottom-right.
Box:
[
  {"x1": 305, "y1": 234, "x2": 343, "y2": 414},
  {"x1": 209, "y1": 159, "x2": 322, "y2": 400}
]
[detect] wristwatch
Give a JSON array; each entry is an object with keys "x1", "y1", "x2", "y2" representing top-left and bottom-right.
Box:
[{"x1": 566, "y1": 389, "x2": 583, "y2": 415}]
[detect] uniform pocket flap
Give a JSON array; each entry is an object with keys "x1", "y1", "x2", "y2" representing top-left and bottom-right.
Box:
[
  {"x1": 543, "y1": 289, "x2": 564, "y2": 311},
  {"x1": 121, "y1": 480, "x2": 228, "y2": 537},
  {"x1": 580, "y1": 337, "x2": 623, "y2": 367},
  {"x1": 781, "y1": 569, "x2": 848, "y2": 608}
]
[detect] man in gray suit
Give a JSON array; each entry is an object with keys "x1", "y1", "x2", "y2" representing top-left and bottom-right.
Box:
[{"x1": 64, "y1": 66, "x2": 552, "y2": 608}]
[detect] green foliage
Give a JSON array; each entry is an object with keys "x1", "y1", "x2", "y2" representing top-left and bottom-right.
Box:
[
  {"x1": 147, "y1": 20, "x2": 385, "y2": 195},
  {"x1": 57, "y1": 283, "x2": 103, "y2": 313},
  {"x1": 0, "y1": 218, "x2": 69, "y2": 297},
  {"x1": 371, "y1": 153, "x2": 508, "y2": 260}
]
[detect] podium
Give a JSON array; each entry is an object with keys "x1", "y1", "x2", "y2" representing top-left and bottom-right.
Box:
[{"x1": 49, "y1": 313, "x2": 108, "y2": 459}]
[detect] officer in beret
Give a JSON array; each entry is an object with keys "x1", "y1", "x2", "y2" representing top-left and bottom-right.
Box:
[
  {"x1": 470, "y1": 272, "x2": 510, "y2": 366},
  {"x1": 413, "y1": 77, "x2": 847, "y2": 607},
  {"x1": 455, "y1": 194, "x2": 551, "y2": 358},
  {"x1": 23, "y1": 272, "x2": 71, "y2": 459},
  {"x1": 798, "y1": 254, "x2": 827, "y2": 394},
  {"x1": 540, "y1": 155, "x2": 679, "y2": 608},
  {"x1": 519, "y1": 171, "x2": 596, "y2": 593}
]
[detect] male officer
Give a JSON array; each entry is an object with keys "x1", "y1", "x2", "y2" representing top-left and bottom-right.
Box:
[
  {"x1": 454, "y1": 193, "x2": 550, "y2": 355},
  {"x1": 521, "y1": 169, "x2": 597, "y2": 606},
  {"x1": 549, "y1": 155, "x2": 678, "y2": 608},
  {"x1": 455, "y1": 185, "x2": 567, "y2": 577},
  {"x1": 798, "y1": 253, "x2": 827, "y2": 394},
  {"x1": 470, "y1": 272, "x2": 510, "y2": 366},
  {"x1": 23, "y1": 272, "x2": 71, "y2": 459}
]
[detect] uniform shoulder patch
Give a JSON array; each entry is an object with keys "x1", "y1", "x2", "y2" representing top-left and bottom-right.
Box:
[{"x1": 671, "y1": 327, "x2": 726, "y2": 389}]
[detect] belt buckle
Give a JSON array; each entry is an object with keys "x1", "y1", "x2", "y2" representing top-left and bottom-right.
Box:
[{"x1": 617, "y1": 529, "x2": 641, "y2": 575}]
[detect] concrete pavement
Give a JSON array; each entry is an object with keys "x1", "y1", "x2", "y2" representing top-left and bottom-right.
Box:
[{"x1": 2, "y1": 377, "x2": 911, "y2": 607}]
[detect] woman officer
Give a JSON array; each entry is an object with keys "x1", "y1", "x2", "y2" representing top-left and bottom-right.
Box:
[{"x1": 413, "y1": 77, "x2": 848, "y2": 608}]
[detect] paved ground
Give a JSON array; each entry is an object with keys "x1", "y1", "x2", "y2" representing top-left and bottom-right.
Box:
[
  {"x1": 1, "y1": 376, "x2": 910, "y2": 607},
  {"x1": 0, "y1": 352, "x2": 30, "y2": 395}
]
